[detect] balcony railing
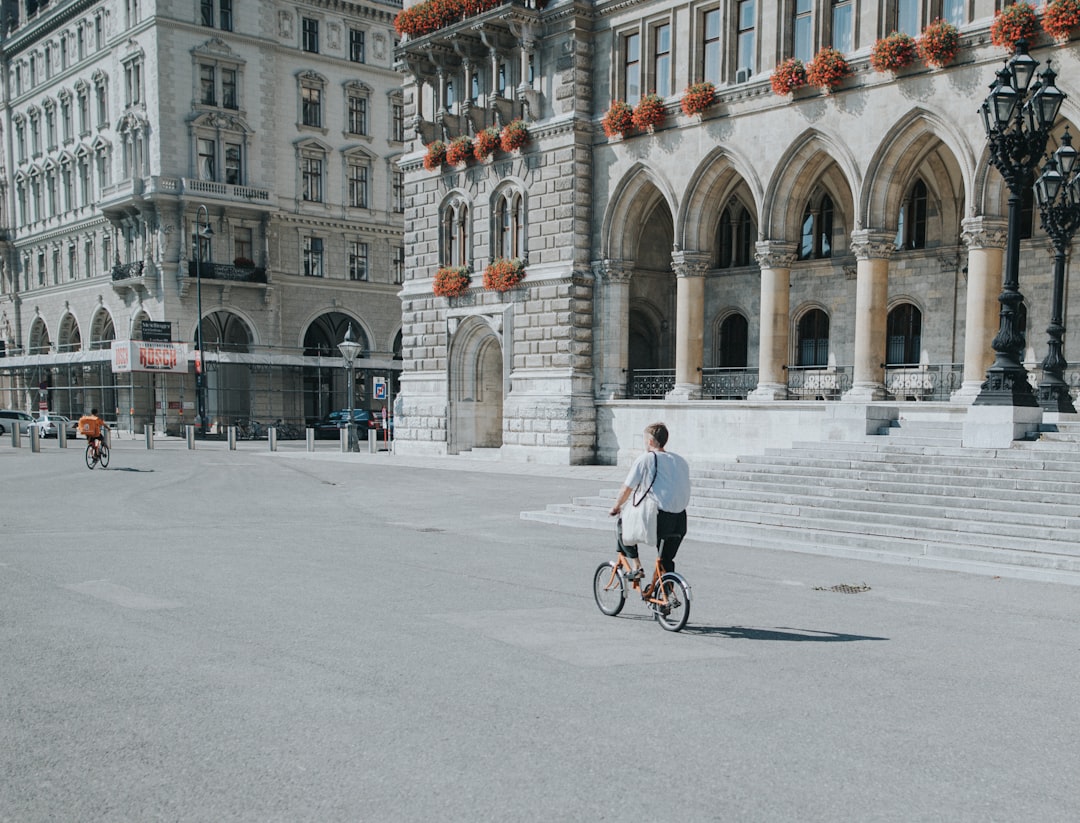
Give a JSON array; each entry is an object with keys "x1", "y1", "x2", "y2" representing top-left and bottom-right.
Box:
[
  {"x1": 188, "y1": 262, "x2": 267, "y2": 283},
  {"x1": 883, "y1": 363, "x2": 964, "y2": 401},
  {"x1": 111, "y1": 261, "x2": 145, "y2": 281},
  {"x1": 785, "y1": 365, "x2": 852, "y2": 400},
  {"x1": 627, "y1": 369, "x2": 675, "y2": 399},
  {"x1": 702, "y1": 367, "x2": 758, "y2": 399}
]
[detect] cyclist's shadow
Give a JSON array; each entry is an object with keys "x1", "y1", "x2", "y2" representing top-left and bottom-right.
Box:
[{"x1": 681, "y1": 625, "x2": 888, "y2": 642}]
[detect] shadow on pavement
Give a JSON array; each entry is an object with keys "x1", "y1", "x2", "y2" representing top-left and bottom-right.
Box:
[
  {"x1": 104, "y1": 467, "x2": 156, "y2": 473},
  {"x1": 682, "y1": 625, "x2": 889, "y2": 642}
]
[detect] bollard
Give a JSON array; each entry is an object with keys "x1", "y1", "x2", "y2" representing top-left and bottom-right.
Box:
[
  {"x1": 30, "y1": 425, "x2": 40, "y2": 453},
  {"x1": 340, "y1": 427, "x2": 348, "y2": 453},
  {"x1": 228, "y1": 426, "x2": 237, "y2": 450},
  {"x1": 58, "y1": 425, "x2": 67, "y2": 448},
  {"x1": 145, "y1": 427, "x2": 154, "y2": 450},
  {"x1": 186, "y1": 425, "x2": 195, "y2": 449},
  {"x1": 11, "y1": 425, "x2": 21, "y2": 448},
  {"x1": 103, "y1": 427, "x2": 111, "y2": 447},
  {"x1": 368, "y1": 428, "x2": 376, "y2": 453},
  {"x1": 268, "y1": 427, "x2": 278, "y2": 452},
  {"x1": 306, "y1": 427, "x2": 315, "y2": 452}
]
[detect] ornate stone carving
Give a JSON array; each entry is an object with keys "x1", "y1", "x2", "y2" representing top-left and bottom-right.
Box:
[
  {"x1": 592, "y1": 258, "x2": 632, "y2": 283},
  {"x1": 754, "y1": 241, "x2": 797, "y2": 270},
  {"x1": 671, "y1": 250, "x2": 710, "y2": 278},
  {"x1": 961, "y1": 216, "x2": 1008, "y2": 250},
  {"x1": 849, "y1": 230, "x2": 896, "y2": 261}
]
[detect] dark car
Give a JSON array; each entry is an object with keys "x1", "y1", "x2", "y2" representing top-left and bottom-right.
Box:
[{"x1": 314, "y1": 409, "x2": 375, "y2": 439}]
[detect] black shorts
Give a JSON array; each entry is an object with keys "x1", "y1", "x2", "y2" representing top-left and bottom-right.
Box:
[{"x1": 617, "y1": 509, "x2": 687, "y2": 572}]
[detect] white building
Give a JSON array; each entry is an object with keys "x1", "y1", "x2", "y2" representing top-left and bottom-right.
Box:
[
  {"x1": 0, "y1": 0, "x2": 405, "y2": 434},
  {"x1": 394, "y1": 0, "x2": 1080, "y2": 464}
]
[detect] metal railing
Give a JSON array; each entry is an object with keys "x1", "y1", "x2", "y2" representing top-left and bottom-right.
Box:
[
  {"x1": 627, "y1": 369, "x2": 675, "y2": 399},
  {"x1": 785, "y1": 365, "x2": 853, "y2": 400},
  {"x1": 111, "y1": 261, "x2": 145, "y2": 281},
  {"x1": 188, "y1": 261, "x2": 268, "y2": 283},
  {"x1": 883, "y1": 363, "x2": 964, "y2": 402},
  {"x1": 701, "y1": 367, "x2": 758, "y2": 399}
]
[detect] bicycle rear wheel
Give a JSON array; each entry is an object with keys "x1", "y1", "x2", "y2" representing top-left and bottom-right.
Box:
[
  {"x1": 653, "y1": 573, "x2": 690, "y2": 632},
  {"x1": 85, "y1": 442, "x2": 96, "y2": 469},
  {"x1": 593, "y1": 562, "x2": 626, "y2": 616},
  {"x1": 99, "y1": 443, "x2": 110, "y2": 468}
]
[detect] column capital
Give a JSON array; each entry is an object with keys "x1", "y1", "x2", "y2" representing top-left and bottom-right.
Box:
[
  {"x1": 755, "y1": 240, "x2": 798, "y2": 270},
  {"x1": 850, "y1": 230, "x2": 896, "y2": 261},
  {"x1": 591, "y1": 258, "x2": 633, "y2": 283},
  {"x1": 961, "y1": 216, "x2": 1008, "y2": 250},
  {"x1": 671, "y1": 250, "x2": 710, "y2": 278}
]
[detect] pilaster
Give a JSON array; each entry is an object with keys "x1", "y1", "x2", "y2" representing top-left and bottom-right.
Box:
[
  {"x1": 750, "y1": 240, "x2": 797, "y2": 401},
  {"x1": 667, "y1": 251, "x2": 710, "y2": 401},
  {"x1": 843, "y1": 230, "x2": 894, "y2": 402},
  {"x1": 955, "y1": 216, "x2": 1008, "y2": 403}
]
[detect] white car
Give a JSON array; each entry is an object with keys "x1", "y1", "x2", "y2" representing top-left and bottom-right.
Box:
[
  {"x1": 31, "y1": 412, "x2": 79, "y2": 439},
  {"x1": 0, "y1": 409, "x2": 35, "y2": 436}
]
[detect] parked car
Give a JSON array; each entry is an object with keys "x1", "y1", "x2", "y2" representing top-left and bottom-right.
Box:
[
  {"x1": 314, "y1": 409, "x2": 375, "y2": 439},
  {"x1": 0, "y1": 409, "x2": 35, "y2": 436},
  {"x1": 31, "y1": 412, "x2": 79, "y2": 439}
]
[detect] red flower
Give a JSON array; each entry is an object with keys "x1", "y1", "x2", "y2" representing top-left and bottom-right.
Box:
[
  {"x1": 602, "y1": 101, "x2": 634, "y2": 137},
  {"x1": 918, "y1": 19, "x2": 960, "y2": 68},
  {"x1": 482, "y1": 257, "x2": 525, "y2": 291},
  {"x1": 500, "y1": 119, "x2": 530, "y2": 152},
  {"x1": 423, "y1": 140, "x2": 446, "y2": 171},
  {"x1": 632, "y1": 93, "x2": 666, "y2": 131},
  {"x1": 432, "y1": 266, "x2": 471, "y2": 298},
  {"x1": 806, "y1": 47, "x2": 851, "y2": 92},
  {"x1": 991, "y1": 3, "x2": 1039, "y2": 52},
  {"x1": 473, "y1": 126, "x2": 501, "y2": 160},
  {"x1": 446, "y1": 135, "x2": 474, "y2": 166},
  {"x1": 1043, "y1": 0, "x2": 1080, "y2": 42},
  {"x1": 681, "y1": 82, "x2": 716, "y2": 116},
  {"x1": 770, "y1": 58, "x2": 807, "y2": 96},
  {"x1": 870, "y1": 32, "x2": 918, "y2": 73}
]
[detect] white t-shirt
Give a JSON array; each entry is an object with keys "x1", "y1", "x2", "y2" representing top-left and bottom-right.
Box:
[{"x1": 623, "y1": 450, "x2": 691, "y2": 513}]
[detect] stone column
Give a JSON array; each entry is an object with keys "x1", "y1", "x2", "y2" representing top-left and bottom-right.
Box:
[
  {"x1": 955, "y1": 216, "x2": 1008, "y2": 403},
  {"x1": 750, "y1": 241, "x2": 797, "y2": 400},
  {"x1": 667, "y1": 251, "x2": 710, "y2": 401},
  {"x1": 844, "y1": 230, "x2": 895, "y2": 402},
  {"x1": 592, "y1": 259, "x2": 632, "y2": 399}
]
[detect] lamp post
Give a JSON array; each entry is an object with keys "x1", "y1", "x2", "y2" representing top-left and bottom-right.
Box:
[
  {"x1": 338, "y1": 324, "x2": 362, "y2": 451},
  {"x1": 194, "y1": 205, "x2": 214, "y2": 436},
  {"x1": 975, "y1": 40, "x2": 1065, "y2": 407},
  {"x1": 1033, "y1": 128, "x2": 1080, "y2": 413}
]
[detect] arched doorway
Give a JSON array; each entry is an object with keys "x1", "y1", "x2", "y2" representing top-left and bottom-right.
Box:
[
  {"x1": 302, "y1": 312, "x2": 369, "y2": 424},
  {"x1": 448, "y1": 316, "x2": 503, "y2": 454},
  {"x1": 201, "y1": 310, "x2": 254, "y2": 426}
]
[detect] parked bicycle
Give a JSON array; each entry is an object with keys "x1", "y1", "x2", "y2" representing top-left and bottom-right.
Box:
[
  {"x1": 592, "y1": 522, "x2": 692, "y2": 631},
  {"x1": 273, "y1": 419, "x2": 302, "y2": 440}
]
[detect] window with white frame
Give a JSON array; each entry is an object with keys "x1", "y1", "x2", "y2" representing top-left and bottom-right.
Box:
[
  {"x1": 77, "y1": 27, "x2": 85, "y2": 60},
  {"x1": 653, "y1": 23, "x2": 671, "y2": 98},
  {"x1": 60, "y1": 93, "x2": 73, "y2": 142},
  {"x1": 45, "y1": 103, "x2": 57, "y2": 149},
  {"x1": 125, "y1": 0, "x2": 141, "y2": 28},
  {"x1": 894, "y1": 0, "x2": 919, "y2": 35},
  {"x1": 736, "y1": 0, "x2": 755, "y2": 75},
  {"x1": 30, "y1": 54, "x2": 37, "y2": 87},
  {"x1": 494, "y1": 189, "x2": 524, "y2": 259},
  {"x1": 94, "y1": 14, "x2": 104, "y2": 50},
  {"x1": 302, "y1": 18, "x2": 319, "y2": 53},
  {"x1": 124, "y1": 57, "x2": 143, "y2": 107},
  {"x1": 199, "y1": 64, "x2": 216, "y2": 105},
  {"x1": 68, "y1": 244, "x2": 78, "y2": 280},
  {"x1": 95, "y1": 143, "x2": 111, "y2": 191},
  {"x1": 623, "y1": 32, "x2": 641, "y2": 104},
  {"x1": 14, "y1": 117, "x2": 26, "y2": 162},
  {"x1": 831, "y1": 0, "x2": 853, "y2": 53},
  {"x1": 201, "y1": 0, "x2": 233, "y2": 30},
  {"x1": 301, "y1": 151, "x2": 324, "y2": 202},
  {"x1": 29, "y1": 110, "x2": 41, "y2": 156},
  {"x1": 349, "y1": 241, "x2": 369, "y2": 280},
  {"x1": 30, "y1": 172, "x2": 42, "y2": 221},
  {"x1": 77, "y1": 152, "x2": 91, "y2": 205},
  {"x1": 196, "y1": 55, "x2": 242, "y2": 111},
  {"x1": 61, "y1": 159, "x2": 73, "y2": 211},
  {"x1": 392, "y1": 169, "x2": 404, "y2": 213},
  {"x1": 393, "y1": 246, "x2": 405, "y2": 284},
  {"x1": 77, "y1": 84, "x2": 90, "y2": 134},
  {"x1": 391, "y1": 97, "x2": 405, "y2": 142},
  {"x1": 298, "y1": 73, "x2": 325, "y2": 128},
  {"x1": 347, "y1": 90, "x2": 369, "y2": 136},
  {"x1": 15, "y1": 178, "x2": 27, "y2": 224},
  {"x1": 84, "y1": 237, "x2": 94, "y2": 277},
  {"x1": 234, "y1": 226, "x2": 253, "y2": 263},
  {"x1": 350, "y1": 29, "x2": 365, "y2": 63},
  {"x1": 44, "y1": 45, "x2": 52, "y2": 81},
  {"x1": 222, "y1": 68, "x2": 238, "y2": 109},
  {"x1": 939, "y1": 0, "x2": 965, "y2": 25},
  {"x1": 46, "y1": 166, "x2": 58, "y2": 214},
  {"x1": 702, "y1": 8, "x2": 721, "y2": 85},
  {"x1": 303, "y1": 236, "x2": 324, "y2": 277},
  {"x1": 198, "y1": 138, "x2": 216, "y2": 179},
  {"x1": 224, "y1": 141, "x2": 241, "y2": 184},
  {"x1": 94, "y1": 74, "x2": 108, "y2": 127},
  {"x1": 791, "y1": 0, "x2": 814, "y2": 63},
  {"x1": 60, "y1": 35, "x2": 68, "y2": 70},
  {"x1": 347, "y1": 159, "x2": 369, "y2": 209},
  {"x1": 441, "y1": 198, "x2": 470, "y2": 267}
]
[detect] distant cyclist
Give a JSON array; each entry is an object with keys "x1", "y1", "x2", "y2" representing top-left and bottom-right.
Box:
[{"x1": 77, "y1": 408, "x2": 109, "y2": 459}]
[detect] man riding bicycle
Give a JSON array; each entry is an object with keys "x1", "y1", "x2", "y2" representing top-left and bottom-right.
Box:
[{"x1": 78, "y1": 409, "x2": 109, "y2": 457}]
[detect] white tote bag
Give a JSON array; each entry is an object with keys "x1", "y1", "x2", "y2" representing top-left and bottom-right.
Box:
[{"x1": 621, "y1": 454, "x2": 658, "y2": 547}]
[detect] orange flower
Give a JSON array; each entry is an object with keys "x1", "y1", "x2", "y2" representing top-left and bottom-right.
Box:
[
  {"x1": 432, "y1": 266, "x2": 471, "y2": 298},
  {"x1": 991, "y1": 3, "x2": 1039, "y2": 52},
  {"x1": 918, "y1": 19, "x2": 960, "y2": 68},
  {"x1": 870, "y1": 32, "x2": 918, "y2": 73},
  {"x1": 482, "y1": 257, "x2": 525, "y2": 292},
  {"x1": 681, "y1": 82, "x2": 716, "y2": 116},
  {"x1": 806, "y1": 48, "x2": 850, "y2": 92},
  {"x1": 770, "y1": 58, "x2": 807, "y2": 96},
  {"x1": 602, "y1": 101, "x2": 633, "y2": 137}
]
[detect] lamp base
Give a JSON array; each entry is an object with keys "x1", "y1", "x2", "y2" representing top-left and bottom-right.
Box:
[
  {"x1": 973, "y1": 367, "x2": 1039, "y2": 407},
  {"x1": 1037, "y1": 382, "x2": 1077, "y2": 414}
]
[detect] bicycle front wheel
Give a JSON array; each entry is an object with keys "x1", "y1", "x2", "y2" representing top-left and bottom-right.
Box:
[
  {"x1": 593, "y1": 562, "x2": 626, "y2": 616},
  {"x1": 654, "y1": 573, "x2": 690, "y2": 632},
  {"x1": 85, "y1": 442, "x2": 96, "y2": 469},
  {"x1": 99, "y1": 443, "x2": 110, "y2": 468}
]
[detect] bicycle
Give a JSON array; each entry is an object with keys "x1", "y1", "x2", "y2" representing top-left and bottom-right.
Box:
[
  {"x1": 593, "y1": 522, "x2": 691, "y2": 632},
  {"x1": 84, "y1": 439, "x2": 110, "y2": 469}
]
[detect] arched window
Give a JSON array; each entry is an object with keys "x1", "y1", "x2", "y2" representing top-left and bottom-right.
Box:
[
  {"x1": 717, "y1": 313, "x2": 749, "y2": 367},
  {"x1": 886, "y1": 303, "x2": 922, "y2": 365},
  {"x1": 799, "y1": 194, "x2": 833, "y2": 260},
  {"x1": 442, "y1": 198, "x2": 469, "y2": 267},
  {"x1": 896, "y1": 179, "x2": 928, "y2": 250},
  {"x1": 797, "y1": 309, "x2": 829, "y2": 366},
  {"x1": 717, "y1": 203, "x2": 756, "y2": 268},
  {"x1": 494, "y1": 189, "x2": 524, "y2": 259}
]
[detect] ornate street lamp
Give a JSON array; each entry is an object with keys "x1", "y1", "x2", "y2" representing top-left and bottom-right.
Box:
[
  {"x1": 1033, "y1": 128, "x2": 1080, "y2": 413},
  {"x1": 338, "y1": 324, "x2": 363, "y2": 451},
  {"x1": 976, "y1": 40, "x2": 1066, "y2": 406},
  {"x1": 194, "y1": 205, "x2": 214, "y2": 435}
]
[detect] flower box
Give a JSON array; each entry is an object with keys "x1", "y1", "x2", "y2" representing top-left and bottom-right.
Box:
[
  {"x1": 432, "y1": 265, "x2": 471, "y2": 298},
  {"x1": 681, "y1": 82, "x2": 716, "y2": 117},
  {"x1": 806, "y1": 47, "x2": 851, "y2": 93},
  {"x1": 473, "y1": 126, "x2": 501, "y2": 160},
  {"x1": 991, "y1": 2, "x2": 1039, "y2": 52},
  {"x1": 446, "y1": 135, "x2": 474, "y2": 166},
  {"x1": 632, "y1": 93, "x2": 666, "y2": 131},
  {"x1": 1043, "y1": 0, "x2": 1080, "y2": 42},
  {"x1": 423, "y1": 140, "x2": 447, "y2": 171},
  {"x1": 602, "y1": 101, "x2": 634, "y2": 137},
  {"x1": 500, "y1": 119, "x2": 530, "y2": 152},
  {"x1": 482, "y1": 257, "x2": 525, "y2": 292},
  {"x1": 918, "y1": 19, "x2": 960, "y2": 68},
  {"x1": 870, "y1": 32, "x2": 918, "y2": 73},
  {"x1": 770, "y1": 58, "x2": 807, "y2": 97}
]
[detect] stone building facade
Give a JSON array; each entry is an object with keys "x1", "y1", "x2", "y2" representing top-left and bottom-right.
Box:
[
  {"x1": 0, "y1": 0, "x2": 405, "y2": 433},
  {"x1": 395, "y1": 0, "x2": 1080, "y2": 464}
]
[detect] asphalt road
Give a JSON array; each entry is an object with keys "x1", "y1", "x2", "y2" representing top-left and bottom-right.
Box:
[{"x1": 2, "y1": 438, "x2": 1078, "y2": 822}]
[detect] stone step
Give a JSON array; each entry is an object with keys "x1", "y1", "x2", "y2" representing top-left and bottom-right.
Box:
[{"x1": 707, "y1": 459, "x2": 1080, "y2": 486}]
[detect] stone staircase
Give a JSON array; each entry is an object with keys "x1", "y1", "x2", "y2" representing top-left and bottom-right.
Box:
[{"x1": 521, "y1": 418, "x2": 1080, "y2": 585}]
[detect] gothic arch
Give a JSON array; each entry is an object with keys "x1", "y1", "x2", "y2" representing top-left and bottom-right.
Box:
[
  {"x1": 88, "y1": 307, "x2": 115, "y2": 350},
  {"x1": 28, "y1": 315, "x2": 51, "y2": 354},
  {"x1": 448, "y1": 315, "x2": 503, "y2": 453},
  {"x1": 57, "y1": 312, "x2": 82, "y2": 352},
  {"x1": 678, "y1": 147, "x2": 763, "y2": 253},
  {"x1": 300, "y1": 310, "x2": 370, "y2": 355},
  {"x1": 601, "y1": 162, "x2": 679, "y2": 261},
  {"x1": 761, "y1": 129, "x2": 860, "y2": 243}
]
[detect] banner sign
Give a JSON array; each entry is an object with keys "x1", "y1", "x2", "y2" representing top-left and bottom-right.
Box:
[{"x1": 111, "y1": 341, "x2": 189, "y2": 374}]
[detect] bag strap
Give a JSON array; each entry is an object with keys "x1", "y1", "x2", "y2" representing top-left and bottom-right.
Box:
[{"x1": 632, "y1": 452, "x2": 658, "y2": 507}]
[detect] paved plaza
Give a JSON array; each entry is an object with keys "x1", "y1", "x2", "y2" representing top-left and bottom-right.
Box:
[{"x1": 2, "y1": 436, "x2": 1078, "y2": 822}]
